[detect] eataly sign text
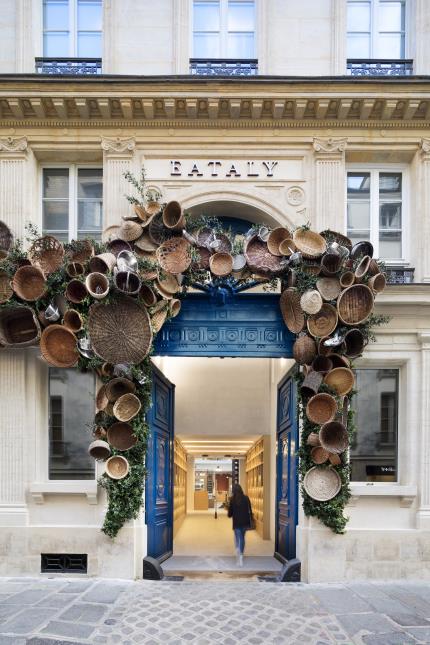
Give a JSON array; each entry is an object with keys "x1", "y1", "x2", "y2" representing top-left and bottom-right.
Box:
[{"x1": 170, "y1": 160, "x2": 278, "y2": 178}]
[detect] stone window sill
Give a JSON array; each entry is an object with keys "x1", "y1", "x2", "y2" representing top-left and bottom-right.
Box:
[
  {"x1": 29, "y1": 481, "x2": 98, "y2": 505},
  {"x1": 349, "y1": 483, "x2": 417, "y2": 507}
]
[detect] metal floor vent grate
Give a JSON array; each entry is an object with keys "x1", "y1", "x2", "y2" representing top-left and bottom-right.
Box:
[{"x1": 41, "y1": 553, "x2": 88, "y2": 574}]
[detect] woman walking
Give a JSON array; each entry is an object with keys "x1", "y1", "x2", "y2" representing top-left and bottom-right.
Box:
[{"x1": 228, "y1": 483, "x2": 254, "y2": 567}]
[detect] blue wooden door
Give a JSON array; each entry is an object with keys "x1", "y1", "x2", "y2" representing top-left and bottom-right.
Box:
[
  {"x1": 146, "y1": 365, "x2": 175, "y2": 562},
  {"x1": 275, "y1": 369, "x2": 298, "y2": 562}
]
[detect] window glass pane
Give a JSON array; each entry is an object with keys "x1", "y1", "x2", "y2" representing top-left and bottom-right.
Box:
[
  {"x1": 77, "y1": 32, "x2": 102, "y2": 57},
  {"x1": 347, "y1": 33, "x2": 371, "y2": 58},
  {"x1": 376, "y1": 33, "x2": 404, "y2": 58},
  {"x1": 380, "y1": 202, "x2": 402, "y2": 229},
  {"x1": 193, "y1": 33, "x2": 220, "y2": 57},
  {"x1": 347, "y1": 1, "x2": 371, "y2": 31},
  {"x1": 348, "y1": 172, "x2": 370, "y2": 195},
  {"x1": 379, "y1": 231, "x2": 402, "y2": 258},
  {"x1": 379, "y1": 1, "x2": 404, "y2": 31},
  {"x1": 43, "y1": 33, "x2": 69, "y2": 56},
  {"x1": 347, "y1": 202, "x2": 371, "y2": 232},
  {"x1": 228, "y1": 1, "x2": 255, "y2": 31},
  {"x1": 350, "y1": 369, "x2": 398, "y2": 482},
  {"x1": 43, "y1": 168, "x2": 69, "y2": 198},
  {"x1": 78, "y1": 168, "x2": 103, "y2": 198},
  {"x1": 43, "y1": 202, "x2": 69, "y2": 239},
  {"x1": 49, "y1": 368, "x2": 95, "y2": 480},
  {"x1": 78, "y1": 202, "x2": 103, "y2": 235},
  {"x1": 193, "y1": 1, "x2": 220, "y2": 31},
  {"x1": 379, "y1": 172, "x2": 402, "y2": 198},
  {"x1": 78, "y1": 0, "x2": 102, "y2": 30},
  {"x1": 227, "y1": 33, "x2": 254, "y2": 58},
  {"x1": 44, "y1": 0, "x2": 69, "y2": 30}
]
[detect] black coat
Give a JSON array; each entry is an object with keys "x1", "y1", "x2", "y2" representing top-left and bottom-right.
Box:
[{"x1": 228, "y1": 494, "x2": 253, "y2": 530}]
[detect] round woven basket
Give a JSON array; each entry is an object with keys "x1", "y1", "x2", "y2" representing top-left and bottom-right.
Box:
[
  {"x1": 303, "y1": 466, "x2": 341, "y2": 501},
  {"x1": 113, "y1": 393, "x2": 141, "y2": 422},
  {"x1": 63, "y1": 309, "x2": 83, "y2": 333},
  {"x1": 301, "y1": 369, "x2": 323, "y2": 398},
  {"x1": 107, "y1": 422, "x2": 137, "y2": 451},
  {"x1": 88, "y1": 296, "x2": 153, "y2": 364},
  {"x1": 0, "y1": 270, "x2": 13, "y2": 304},
  {"x1": 40, "y1": 324, "x2": 78, "y2": 368},
  {"x1": 148, "y1": 214, "x2": 165, "y2": 245},
  {"x1": 170, "y1": 298, "x2": 181, "y2": 318},
  {"x1": 163, "y1": 201, "x2": 186, "y2": 230},
  {"x1": 319, "y1": 421, "x2": 349, "y2": 454},
  {"x1": 0, "y1": 221, "x2": 13, "y2": 253},
  {"x1": 156, "y1": 237, "x2": 191, "y2": 274},
  {"x1": 316, "y1": 277, "x2": 341, "y2": 302},
  {"x1": 67, "y1": 239, "x2": 94, "y2": 263},
  {"x1": 293, "y1": 229, "x2": 326, "y2": 258},
  {"x1": 146, "y1": 201, "x2": 161, "y2": 217},
  {"x1": 368, "y1": 273, "x2": 386, "y2": 293},
  {"x1": 65, "y1": 261, "x2": 85, "y2": 278},
  {"x1": 300, "y1": 290, "x2": 323, "y2": 315},
  {"x1": 306, "y1": 432, "x2": 321, "y2": 447},
  {"x1": 105, "y1": 377, "x2": 136, "y2": 402},
  {"x1": 311, "y1": 355, "x2": 333, "y2": 374},
  {"x1": 279, "y1": 288, "x2": 304, "y2": 333},
  {"x1": 311, "y1": 446, "x2": 329, "y2": 465},
  {"x1": 355, "y1": 255, "x2": 371, "y2": 280},
  {"x1": 89, "y1": 253, "x2": 116, "y2": 275},
  {"x1": 134, "y1": 204, "x2": 150, "y2": 222},
  {"x1": 96, "y1": 384, "x2": 109, "y2": 411},
  {"x1": 105, "y1": 455, "x2": 129, "y2": 480},
  {"x1": 0, "y1": 306, "x2": 41, "y2": 347},
  {"x1": 65, "y1": 279, "x2": 87, "y2": 304},
  {"x1": 196, "y1": 228, "x2": 232, "y2": 254},
  {"x1": 267, "y1": 227, "x2": 291, "y2": 256},
  {"x1": 107, "y1": 239, "x2": 132, "y2": 257},
  {"x1": 329, "y1": 453, "x2": 342, "y2": 466},
  {"x1": 134, "y1": 232, "x2": 158, "y2": 252},
  {"x1": 339, "y1": 271, "x2": 355, "y2": 288},
  {"x1": 192, "y1": 246, "x2": 211, "y2": 271},
  {"x1": 321, "y1": 253, "x2": 342, "y2": 276},
  {"x1": 114, "y1": 270, "x2": 141, "y2": 296},
  {"x1": 12, "y1": 266, "x2": 46, "y2": 301},
  {"x1": 324, "y1": 367, "x2": 355, "y2": 396},
  {"x1": 244, "y1": 235, "x2": 284, "y2": 273},
  {"x1": 351, "y1": 240, "x2": 373, "y2": 260},
  {"x1": 86, "y1": 272, "x2": 109, "y2": 300},
  {"x1": 325, "y1": 353, "x2": 349, "y2": 369},
  {"x1": 156, "y1": 272, "x2": 180, "y2": 296},
  {"x1": 279, "y1": 238, "x2": 297, "y2": 257},
  {"x1": 320, "y1": 229, "x2": 352, "y2": 252},
  {"x1": 302, "y1": 260, "x2": 321, "y2": 276},
  {"x1": 93, "y1": 426, "x2": 107, "y2": 440},
  {"x1": 292, "y1": 335, "x2": 316, "y2": 365},
  {"x1": 307, "y1": 304, "x2": 338, "y2": 338},
  {"x1": 368, "y1": 259, "x2": 380, "y2": 276},
  {"x1": 117, "y1": 220, "x2": 142, "y2": 242},
  {"x1": 306, "y1": 393, "x2": 337, "y2": 425},
  {"x1": 28, "y1": 235, "x2": 64, "y2": 274},
  {"x1": 88, "y1": 440, "x2": 111, "y2": 461},
  {"x1": 209, "y1": 252, "x2": 234, "y2": 277},
  {"x1": 151, "y1": 303, "x2": 168, "y2": 332},
  {"x1": 139, "y1": 284, "x2": 158, "y2": 307},
  {"x1": 344, "y1": 328, "x2": 365, "y2": 358},
  {"x1": 337, "y1": 284, "x2": 374, "y2": 325}
]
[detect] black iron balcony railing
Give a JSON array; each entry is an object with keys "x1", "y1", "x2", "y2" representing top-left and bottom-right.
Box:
[
  {"x1": 35, "y1": 57, "x2": 102, "y2": 75},
  {"x1": 347, "y1": 59, "x2": 413, "y2": 77},
  {"x1": 386, "y1": 266, "x2": 415, "y2": 284},
  {"x1": 190, "y1": 58, "x2": 258, "y2": 76}
]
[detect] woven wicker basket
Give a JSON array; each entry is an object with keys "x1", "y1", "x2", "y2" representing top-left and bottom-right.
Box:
[
  {"x1": 86, "y1": 272, "x2": 109, "y2": 300},
  {"x1": 344, "y1": 328, "x2": 365, "y2": 358},
  {"x1": 303, "y1": 466, "x2": 341, "y2": 501},
  {"x1": 368, "y1": 273, "x2": 386, "y2": 293},
  {"x1": 163, "y1": 201, "x2": 186, "y2": 230},
  {"x1": 89, "y1": 253, "x2": 116, "y2": 275},
  {"x1": 306, "y1": 432, "x2": 321, "y2": 447},
  {"x1": 279, "y1": 238, "x2": 297, "y2": 257},
  {"x1": 0, "y1": 221, "x2": 13, "y2": 253},
  {"x1": 301, "y1": 369, "x2": 323, "y2": 398},
  {"x1": 107, "y1": 239, "x2": 132, "y2": 257},
  {"x1": 354, "y1": 255, "x2": 372, "y2": 280},
  {"x1": 316, "y1": 277, "x2": 341, "y2": 301},
  {"x1": 320, "y1": 229, "x2": 352, "y2": 252},
  {"x1": 63, "y1": 309, "x2": 83, "y2": 333},
  {"x1": 117, "y1": 220, "x2": 142, "y2": 242},
  {"x1": 339, "y1": 271, "x2": 355, "y2": 288},
  {"x1": 12, "y1": 266, "x2": 46, "y2": 301},
  {"x1": 329, "y1": 453, "x2": 342, "y2": 466},
  {"x1": 67, "y1": 239, "x2": 94, "y2": 263},
  {"x1": 326, "y1": 353, "x2": 350, "y2": 369},
  {"x1": 293, "y1": 229, "x2": 326, "y2": 258},
  {"x1": 267, "y1": 227, "x2": 291, "y2": 256},
  {"x1": 192, "y1": 246, "x2": 211, "y2": 271},
  {"x1": 65, "y1": 279, "x2": 88, "y2": 304},
  {"x1": 151, "y1": 303, "x2": 168, "y2": 332},
  {"x1": 306, "y1": 393, "x2": 337, "y2": 425},
  {"x1": 134, "y1": 204, "x2": 150, "y2": 222},
  {"x1": 307, "y1": 303, "x2": 338, "y2": 338},
  {"x1": 170, "y1": 298, "x2": 181, "y2": 318},
  {"x1": 311, "y1": 355, "x2": 333, "y2": 374},
  {"x1": 209, "y1": 252, "x2": 234, "y2": 277},
  {"x1": 156, "y1": 237, "x2": 191, "y2": 275},
  {"x1": 107, "y1": 422, "x2": 137, "y2": 451},
  {"x1": 279, "y1": 288, "x2": 304, "y2": 333},
  {"x1": 139, "y1": 284, "x2": 158, "y2": 307},
  {"x1": 105, "y1": 455, "x2": 129, "y2": 479},
  {"x1": 368, "y1": 259, "x2": 380, "y2": 276},
  {"x1": 311, "y1": 446, "x2": 329, "y2": 465},
  {"x1": 88, "y1": 296, "x2": 153, "y2": 364},
  {"x1": 351, "y1": 240, "x2": 373, "y2": 260},
  {"x1": 148, "y1": 214, "x2": 165, "y2": 245},
  {"x1": 88, "y1": 440, "x2": 111, "y2": 461},
  {"x1": 244, "y1": 235, "x2": 284, "y2": 273},
  {"x1": 113, "y1": 393, "x2": 141, "y2": 422},
  {"x1": 156, "y1": 272, "x2": 180, "y2": 296},
  {"x1": 321, "y1": 253, "x2": 342, "y2": 276},
  {"x1": 300, "y1": 290, "x2": 323, "y2": 315},
  {"x1": 337, "y1": 284, "x2": 374, "y2": 325},
  {"x1": 96, "y1": 384, "x2": 109, "y2": 411},
  {"x1": 0, "y1": 270, "x2": 12, "y2": 304},
  {"x1": 114, "y1": 270, "x2": 141, "y2": 296},
  {"x1": 0, "y1": 306, "x2": 41, "y2": 347},
  {"x1": 40, "y1": 324, "x2": 78, "y2": 368},
  {"x1": 105, "y1": 377, "x2": 136, "y2": 403},
  {"x1": 28, "y1": 235, "x2": 64, "y2": 275},
  {"x1": 292, "y1": 335, "x2": 316, "y2": 365},
  {"x1": 65, "y1": 261, "x2": 85, "y2": 278},
  {"x1": 319, "y1": 421, "x2": 349, "y2": 454},
  {"x1": 93, "y1": 426, "x2": 107, "y2": 440},
  {"x1": 134, "y1": 232, "x2": 158, "y2": 252},
  {"x1": 324, "y1": 367, "x2": 355, "y2": 396}
]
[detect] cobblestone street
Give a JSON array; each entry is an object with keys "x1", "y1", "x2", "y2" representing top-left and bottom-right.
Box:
[{"x1": 0, "y1": 577, "x2": 430, "y2": 644}]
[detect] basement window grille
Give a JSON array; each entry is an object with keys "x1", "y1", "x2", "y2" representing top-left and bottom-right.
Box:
[{"x1": 41, "y1": 553, "x2": 88, "y2": 573}]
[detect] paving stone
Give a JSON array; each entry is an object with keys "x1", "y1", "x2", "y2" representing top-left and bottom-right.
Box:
[
  {"x1": 81, "y1": 583, "x2": 127, "y2": 604},
  {"x1": 58, "y1": 602, "x2": 107, "y2": 623},
  {"x1": 362, "y1": 632, "x2": 417, "y2": 645},
  {"x1": 1, "y1": 590, "x2": 54, "y2": 606},
  {"x1": 0, "y1": 608, "x2": 56, "y2": 634},
  {"x1": 27, "y1": 639, "x2": 88, "y2": 645},
  {"x1": 388, "y1": 612, "x2": 430, "y2": 626},
  {"x1": 58, "y1": 581, "x2": 94, "y2": 594},
  {"x1": 36, "y1": 594, "x2": 77, "y2": 609},
  {"x1": 40, "y1": 620, "x2": 95, "y2": 639},
  {"x1": 405, "y1": 626, "x2": 430, "y2": 640},
  {"x1": 0, "y1": 604, "x2": 25, "y2": 623},
  {"x1": 0, "y1": 638, "x2": 26, "y2": 645},
  {"x1": 312, "y1": 587, "x2": 372, "y2": 613},
  {"x1": 336, "y1": 612, "x2": 399, "y2": 636}
]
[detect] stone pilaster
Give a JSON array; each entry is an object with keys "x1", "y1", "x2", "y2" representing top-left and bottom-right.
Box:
[
  {"x1": 418, "y1": 139, "x2": 430, "y2": 282},
  {"x1": 417, "y1": 332, "x2": 430, "y2": 529},
  {"x1": 313, "y1": 137, "x2": 347, "y2": 233},
  {"x1": 101, "y1": 137, "x2": 136, "y2": 228},
  {"x1": 0, "y1": 137, "x2": 31, "y2": 240},
  {"x1": 331, "y1": 0, "x2": 347, "y2": 75}
]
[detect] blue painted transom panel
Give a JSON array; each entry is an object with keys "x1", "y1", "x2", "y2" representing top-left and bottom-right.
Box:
[{"x1": 153, "y1": 293, "x2": 294, "y2": 358}]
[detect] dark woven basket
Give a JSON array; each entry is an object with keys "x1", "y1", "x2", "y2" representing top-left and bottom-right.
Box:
[
  {"x1": 67, "y1": 240, "x2": 94, "y2": 263},
  {"x1": 88, "y1": 440, "x2": 111, "y2": 461},
  {"x1": 105, "y1": 377, "x2": 136, "y2": 402},
  {"x1": 344, "y1": 328, "x2": 365, "y2": 358},
  {"x1": 293, "y1": 335, "x2": 316, "y2": 365},
  {"x1": 245, "y1": 235, "x2": 284, "y2": 273},
  {"x1": 306, "y1": 393, "x2": 337, "y2": 425},
  {"x1": 28, "y1": 235, "x2": 64, "y2": 274},
  {"x1": 319, "y1": 421, "x2": 349, "y2": 454},
  {"x1": 40, "y1": 324, "x2": 78, "y2": 368},
  {"x1": 89, "y1": 253, "x2": 116, "y2": 274},
  {"x1": 12, "y1": 266, "x2": 46, "y2": 301},
  {"x1": 88, "y1": 296, "x2": 153, "y2": 364},
  {"x1": 0, "y1": 306, "x2": 41, "y2": 347},
  {"x1": 114, "y1": 271, "x2": 141, "y2": 296},
  {"x1": 63, "y1": 309, "x2": 83, "y2": 332},
  {"x1": 139, "y1": 284, "x2": 158, "y2": 307},
  {"x1": 107, "y1": 422, "x2": 137, "y2": 451},
  {"x1": 312, "y1": 355, "x2": 333, "y2": 374},
  {"x1": 0, "y1": 270, "x2": 13, "y2": 304},
  {"x1": 321, "y1": 253, "x2": 342, "y2": 276},
  {"x1": 65, "y1": 261, "x2": 85, "y2": 278},
  {"x1": 0, "y1": 221, "x2": 13, "y2": 252},
  {"x1": 107, "y1": 239, "x2": 132, "y2": 257},
  {"x1": 192, "y1": 246, "x2": 211, "y2": 271},
  {"x1": 279, "y1": 288, "x2": 304, "y2": 333},
  {"x1": 65, "y1": 279, "x2": 88, "y2": 304},
  {"x1": 300, "y1": 369, "x2": 323, "y2": 398},
  {"x1": 148, "y1": 213, "x2": 165, "y2": 245}
]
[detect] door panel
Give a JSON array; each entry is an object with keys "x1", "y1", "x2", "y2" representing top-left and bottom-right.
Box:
[
  {"x1": 146, "y1": 365, "x2": 175, "y2": 562},
  {"x1": 275, "y1": 369, "x2": 298, "y2": 562}
]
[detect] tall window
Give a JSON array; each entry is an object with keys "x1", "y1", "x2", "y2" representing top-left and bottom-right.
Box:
[
  {"x1": 43, "y1": 0, "x2": 103, "y2": 58},
  {"x1": 347, "y1": 169, "x2": 404, "y2": 261},
  {"x1": 193, "y1": 0, "x2": 255, "y2": 58},
  {"x1": 49, "y1": 368, "x2": 95, "y2": 480},
  {"x1": 350, "y1": 369, "x2": 399, "y2": 482},
  {"x1": 347, "y1": 0, "x2": 406, "y2": 59},
  {"x1": 43, "y1": 167, "x2": 103, "y2": 242}
]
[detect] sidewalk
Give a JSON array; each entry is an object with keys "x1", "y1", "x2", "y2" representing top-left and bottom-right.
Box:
[{"x1": 0, "y1": 576, "x2": 429, "y2": 644}]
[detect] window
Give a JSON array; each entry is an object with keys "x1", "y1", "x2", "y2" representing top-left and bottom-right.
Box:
[
  {"x1": 350, "y1": 369, "x2": 399, "y2": 482},
  {"x1": 42, "y1": 167, "x2": 103, "y2": 242},
  {"x1": 49, "y1": 368, "x2": 95, "y2": 480},
  {"x1": 347, "y1": 169, "x2": 405, "y2": 261},
  {"x1": 192, "y1": 0, "x2": 255, "y2": 59},
  {"x1": 43, "y1": 0, "x2": 103, "y2": 58},
  {"x1": 347, "y1": 0, "x2": 406, "y2": 59}
]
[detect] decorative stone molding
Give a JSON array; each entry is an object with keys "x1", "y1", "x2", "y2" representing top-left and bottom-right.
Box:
[
  {"x1": 313, "y1": 138, "x2": 346, "y2": 231},
  {"x1": 417, "y1": 332, "x2": 430, "y2": 528},
  {"x1": 29, "y1": 481, "x2": 98, "y2": 505},
  {"x1": 420, "y1": 138, "x2": 430, "y2": 157},
  {"x1": 286, "y1": 186, "x2": 305, "y2": 206},
  {"x1": 101, "y1": 136, "x2": 136, "y2": 156},
  {"x1": 0, "y1": 136, "x2": 28, "y2": 154},
  {"x1": 313, "y1": 137, "x2": 347, "y2": 156}
]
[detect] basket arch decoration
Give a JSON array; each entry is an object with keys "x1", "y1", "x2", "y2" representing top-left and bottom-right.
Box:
[{"x1": 0, "y1": 169, "x2": 388, "y2": 538}]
